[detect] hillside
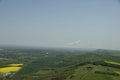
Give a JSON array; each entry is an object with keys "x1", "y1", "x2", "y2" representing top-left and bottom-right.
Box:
[{"x1": 0, "y1": 48, "x2": 120, "y2": 80}]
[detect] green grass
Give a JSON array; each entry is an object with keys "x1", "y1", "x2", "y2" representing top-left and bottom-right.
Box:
[
  {"x1": 36, "y1": 69, "x2": 52, "y2": 74},
  {"x1": 65, "y1": 64, "x2": 120, "y2": 80}
]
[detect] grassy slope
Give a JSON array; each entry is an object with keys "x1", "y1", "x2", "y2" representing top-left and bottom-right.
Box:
[
  {"x1": 16, "y1": 53, "x2": 120, "y2": 80},
  {"x1": 65, "y1": 64, "x2": 120, "y2": 80}
]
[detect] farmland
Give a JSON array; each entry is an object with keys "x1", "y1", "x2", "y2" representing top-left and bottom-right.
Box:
[
  {"x1": 65, "y1": 64, "x2": 120, "y2": 80},
  {"x1": 105, "y1": 61, "x2": 120, "y2": 66},
  {"x1": 9, "y1": 64, "x2": 23, "y2": 67},
  {"x1": 0, "y1": 47, "x2": 120, "y2": 80},
  {"x1": 0, "y1": 63, "x2": 23, "y2": 74},
  {"x1": 0, "y1": 67, "x2": 21, "y2": 73}
]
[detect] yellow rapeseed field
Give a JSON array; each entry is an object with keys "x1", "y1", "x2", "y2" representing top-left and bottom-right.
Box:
[
  {"x1": 9, "y1": 64, "x2": 23, "y2": 67},
  {"x1": 115, "y1": 71, "x2": 120, "y2": 74},
  {"x1": 0, "y1": 67, "x2": 21, "y2": 73},
  {"x1": 104, "y1": 61, "x2": 120, "y2": 66}
]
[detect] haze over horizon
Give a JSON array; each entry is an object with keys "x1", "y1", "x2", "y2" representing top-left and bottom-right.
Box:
[{"x1": 0, "y1": 0, "x2": 120, "y2": 50}]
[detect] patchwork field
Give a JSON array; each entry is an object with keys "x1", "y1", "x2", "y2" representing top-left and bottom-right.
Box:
[{"x1": 0, "y1": 48, "x2": 120, "y2": 80}]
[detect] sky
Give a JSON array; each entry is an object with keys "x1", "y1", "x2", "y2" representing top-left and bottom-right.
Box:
[{"x1": 0, "y1": 0, "x2": 120, "y2": 50}]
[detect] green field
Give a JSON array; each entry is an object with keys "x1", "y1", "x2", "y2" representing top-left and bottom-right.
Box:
[
  {"x1": 65, "y1": 64, "x2": 120, "y2": 80},
  {"x1": 1, "y1": 48, "x2": 120, "y2": 80}
]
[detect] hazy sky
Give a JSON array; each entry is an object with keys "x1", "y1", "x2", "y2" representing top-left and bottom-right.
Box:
[{"x1": 0, "y1": 0, "x2": 120, "y2": 50}]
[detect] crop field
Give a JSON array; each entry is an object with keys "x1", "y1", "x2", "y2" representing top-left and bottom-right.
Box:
[
  {"x1": 105, "y1": 61, "x2": 120, "y2": 66},
  {"x1": 0, "y1": 67, "x2": 21, "y2": 73},
  {"x1": 9, "y1": 64, "x2": 23, "y2": 67},
  {"x1": 115, "y1": 71, "x2": 120, "y2": 74},
  {"x1": 0, "y1": 64, "x2": 23, "y2": 73},
  {"x1": 65, "y1": 64, "x2": 120, "y2": 80},
  {"x1": 1, "y1": 48, "x2": 120, "y2": 80}
]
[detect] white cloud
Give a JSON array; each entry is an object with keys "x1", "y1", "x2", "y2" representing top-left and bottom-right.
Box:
[{"x1": 67, "y1": 40, "x2": 81, "y2": 46}]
